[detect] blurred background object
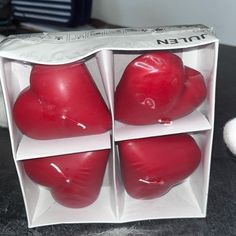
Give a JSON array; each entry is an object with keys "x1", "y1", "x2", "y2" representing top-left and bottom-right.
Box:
[
  {"x1": 0, "y1": 0, "x2": 94, "y2": 34},
  {"x1": 0, "y1": 0, "x2": 11, "y2": 25},
  {"x1": 11, "y1": 0, "x2": 92, "y2": 27},
  {"x1": 91, "y1": 0, "x2": 235, "y2": 46}
]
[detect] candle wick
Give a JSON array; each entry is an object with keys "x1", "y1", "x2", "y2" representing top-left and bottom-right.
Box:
[{"x1": 61, "y1": 115, "x2": 87, "y2": 129}]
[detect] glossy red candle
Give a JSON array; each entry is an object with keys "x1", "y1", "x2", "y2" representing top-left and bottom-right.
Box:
[
  {"x1": 115, "y1": 52, "x2": 207, "y2": 125},
  {"x1": 118, "y1": 134, "x2": 201, "y2": 199},
  {"x1": 23, "y1": 149, "x2": 109, "y2": 208},
  {"x1": 13, "y1": 62, "x2": 112, "y2": 140}
]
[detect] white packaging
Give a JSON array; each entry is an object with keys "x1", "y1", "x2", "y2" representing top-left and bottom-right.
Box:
[
  {"x1": 0, "y1": 25, "x2": 219, "y2": 227},
  {"x1": 0, "y1": 34, "x2": 8, "y2": 127}
]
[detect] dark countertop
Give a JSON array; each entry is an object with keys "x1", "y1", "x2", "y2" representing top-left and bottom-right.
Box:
[{"x1": 0, "y1": 44, "x2": 236, "y2": 235}]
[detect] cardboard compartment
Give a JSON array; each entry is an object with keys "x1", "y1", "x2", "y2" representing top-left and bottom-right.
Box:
[
  {"x1": 115, "y1": 131, "x2": 211, "y2": 221},
  {"x1": 0, "y1": 57, "x2": 112, "y2": 160},
  {"x1": 113, "y1": 43, "x2": 217, "y2": 141},
  {"x1": 15, "y1": 149, "x2": 116, "y2": 227}
]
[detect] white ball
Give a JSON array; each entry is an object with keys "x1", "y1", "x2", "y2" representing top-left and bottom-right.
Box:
[{"x1": 223, "y1": 118, "x2": 236, "y2": 155}]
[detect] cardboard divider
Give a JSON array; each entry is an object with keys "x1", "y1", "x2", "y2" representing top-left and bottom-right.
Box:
[
  {"x1": 114, "y1": 144, "x2": 126, "y2": 219},
  {"x1": 85, "y1": 55, "x2": 110, "y2": 109},
  {"x1": 96, "y1": 50, "x2": 120, "y2": 218},
  {"x1": 16, "y1": 132, "x2": 111, "y2": 160},
  {"x1": 189, "y1": 130, "x2": 214, "y2": 214},
  {"x1": 107, "y1": 138, "x2": 120, "y2": 220},
  {"x1": 115, "y1": 110, "x2": 211, "y2": 142},
  {"x1": 0, "y1": 59, "x2": 29, "y2": 155},
  {"x1": 14, "y1": 161, "x2": 40, "y2": 226},
  {"x1": 96, "y1": 50, "x2": 115, "y2": 113},
  {"x1": 180, "y1": 43, "x2": 217, "y2": 122}
]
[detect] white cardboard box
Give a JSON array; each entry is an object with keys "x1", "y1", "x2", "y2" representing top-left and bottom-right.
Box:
[{"x1": 0, "y1": 25, "x2": 219, "y2": 227}]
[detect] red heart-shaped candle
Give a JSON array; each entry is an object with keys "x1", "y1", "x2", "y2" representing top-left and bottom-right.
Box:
[
  {"x1": 23, "y1": 149, "x2": 109, "y2": 208},
  {"x1": 13, "y1": 62, "x2": 112, "y2": 140},
  {"x1": 118, "y1": 134, "x2": 201, "y2": 199},
  {"x1": 115, "y1": 52, "x2": 206, "y2": 125}
]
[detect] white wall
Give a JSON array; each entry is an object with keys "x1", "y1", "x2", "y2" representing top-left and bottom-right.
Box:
[{"x1": 92, "y1": 0, "x2": 235, "y2": 46}]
